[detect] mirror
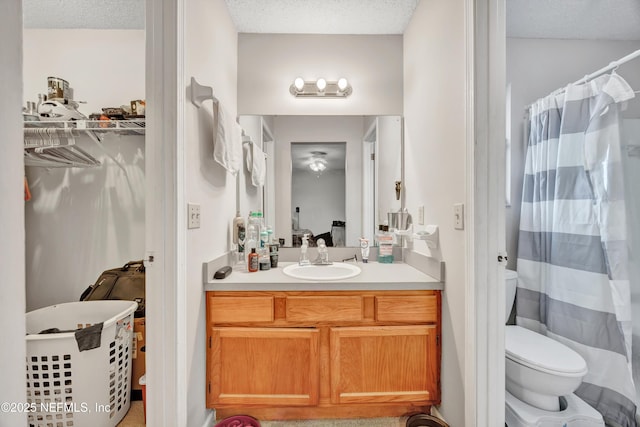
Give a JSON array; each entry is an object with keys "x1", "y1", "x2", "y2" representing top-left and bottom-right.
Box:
[
  {"x1": 291, "y1": 142, "x2": 347, "y2": 247},
  {"x1": 238, "y1": 115, "x2": 403, "y2": 247}
]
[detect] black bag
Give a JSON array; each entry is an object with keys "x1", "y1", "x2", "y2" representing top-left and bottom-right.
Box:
[{"x1": 80, "y1": 260, "x2": 145, "y2": 318}]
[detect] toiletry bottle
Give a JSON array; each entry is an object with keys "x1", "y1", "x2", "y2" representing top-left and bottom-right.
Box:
[
  {"x1": 293, "y1": 207, "x2": 300, "y2": 230},
  {"x1": 248, "y1": 248, "x2": 259, "y2": 272},
  {"x1": 260, "y1": 230, "x2": 269, "y2": 250},
  {"x1": 359, "y1": 238, "x2": 369, "y2": 263},
  {"x1": 245, "y1": 220, "x2": 257, "y2": 258},
  {"x1": 232, "y1": 211, "x2": 244, "y2": 244},
  {"x1": 377, "y1": 228, "x2": 395, "y2": 263},
  {"x1": 269, "y1": 242, "x2": 279, "y2": 268},
  {"x1": 234, "y1": 224, "x2": 246, "y2": 271}
]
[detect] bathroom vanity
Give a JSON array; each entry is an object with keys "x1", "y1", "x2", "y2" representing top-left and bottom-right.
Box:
[{"x1": 204, "y1": 261, "x2": 443, "y2": 420}]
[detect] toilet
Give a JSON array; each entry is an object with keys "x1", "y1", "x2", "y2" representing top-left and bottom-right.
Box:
[{"x1": 504, "y1": 270, "x2": 605, "y2": 426}]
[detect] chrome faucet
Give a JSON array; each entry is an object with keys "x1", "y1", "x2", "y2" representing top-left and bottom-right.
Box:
[{"x1": 312, "y1": 238, "x2": 332, "y2": 265}]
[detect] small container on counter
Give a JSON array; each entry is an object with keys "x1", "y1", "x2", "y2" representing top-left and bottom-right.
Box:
[
  {"x1": 248, "y1": 248, "x2": 259, "y2": 272},
  {"x1": 259, "y1": 251, "x2": 271, "y2": 271},
  {"x1": 269, "y1": 243, "x2": 279, "y2": 268}
]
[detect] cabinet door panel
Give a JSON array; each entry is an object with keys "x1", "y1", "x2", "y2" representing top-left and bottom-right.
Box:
[
  {"x1": 375, "y1": 295, "x2": 438, "y2": 323},
  {"x1": 286, "y1": 296, "x2": 362, "y2": 322},
  {"x1": 209, "y1": 296, "x2": 274, "y2": 323},
  {"x1": 209, "y1": 327, "x2": 319, "y2": 407},
  {"x1": 330, "y1": 325, "x2": 437, "y2": 404}
]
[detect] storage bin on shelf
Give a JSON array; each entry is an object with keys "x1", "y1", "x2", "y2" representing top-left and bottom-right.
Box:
[{"x1": 25, "y1": 300, "x2": 137, "y2": 427}]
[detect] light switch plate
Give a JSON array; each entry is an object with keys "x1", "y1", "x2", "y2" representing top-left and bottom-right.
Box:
[
  {"x1": 188, "y1": 203, "x2": 201, "y2": 229},
  {"x1": 454, "y1": 203, "x2": 464, "y2": 230}
]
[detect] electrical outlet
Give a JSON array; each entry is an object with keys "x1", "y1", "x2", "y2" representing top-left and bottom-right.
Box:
[
  {"x1": 454, "y1": 203, "x2": 464, "y2": 230},
  {"x1": 188, "y1": 203, "x2": 201, "y2": 229},
  {"x1": 418, "y1": 205, "x2": 425, "y2": 225}
]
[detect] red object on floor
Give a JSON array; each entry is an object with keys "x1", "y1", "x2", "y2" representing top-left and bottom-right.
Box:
[{"x1": 214, "y1": 415, "x2": 261, "y2": 427}]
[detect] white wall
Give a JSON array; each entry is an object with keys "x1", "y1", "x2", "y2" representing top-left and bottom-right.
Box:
[
  {"x1": 506, "y1": 38, "x2": 640, "y2": 270},
  {"x1": 23, "y1": 29, "x2": 146, "y2": 310},
  {"x1": 238, "y1": 34, "x2": 403, "y2": 116},
  {"x1": 0, "y1": 1, "x2": 26, "y2": 425},
  {"x1": 272, "y1": 116, "x2": 364, "y2": 247},
  {"x1": 292, "y1": 168, "x2": 346, "y2": 241},
  {"x1": 403, "y1": 1, "x2": 467, "y2": 425},
  {"x1": 183, "y1": 0, "x2": 238, "y2": 424}
]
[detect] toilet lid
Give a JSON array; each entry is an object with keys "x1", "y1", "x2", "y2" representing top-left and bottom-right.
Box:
[{"x1": 505, "y1": 326, "x2": 588, "y2": 376}]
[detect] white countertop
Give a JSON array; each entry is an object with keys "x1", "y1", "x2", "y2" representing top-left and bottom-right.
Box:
[{"x1": 204, "y1": 261, "x2": 443, "y2": 291}]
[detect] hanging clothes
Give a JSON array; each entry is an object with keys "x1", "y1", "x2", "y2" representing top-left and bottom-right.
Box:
[{"x1": 517, "y1": 72, "x2": 636, "y2": 427}]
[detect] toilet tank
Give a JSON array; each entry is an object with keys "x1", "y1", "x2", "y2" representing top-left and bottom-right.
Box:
[{"x1": 505, "y1": 269, "x2": 518, "y2": 323}]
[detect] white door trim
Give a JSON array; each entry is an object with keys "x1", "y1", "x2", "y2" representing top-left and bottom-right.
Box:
[
  {"x1": 0, "y1": 1, "x2": 27, "y2": 425},
  {"x1": 467, "y1": 0, "x2": 507, "y2": 425},
  {"x1": 145, "y1": 0, "x2": 187, "y2": 425}
]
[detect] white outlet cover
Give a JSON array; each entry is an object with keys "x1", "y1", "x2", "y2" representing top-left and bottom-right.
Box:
[{"x1": 418, "y1": 206, "x2": 425, "y2": 225}]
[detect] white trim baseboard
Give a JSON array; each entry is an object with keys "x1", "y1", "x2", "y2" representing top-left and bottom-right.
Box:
[{"x1": 201, "y1": 409, "x2": 216, "y2": 427}]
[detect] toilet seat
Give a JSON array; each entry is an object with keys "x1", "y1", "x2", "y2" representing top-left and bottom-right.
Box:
[{"x1": 506, "y1": 326, "x2": 587, "y2": 377}]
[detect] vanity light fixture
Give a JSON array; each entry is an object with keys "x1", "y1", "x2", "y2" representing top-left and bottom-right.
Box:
[{"x1": 289, "y1": 77, "x2": 352, "y2": 98}]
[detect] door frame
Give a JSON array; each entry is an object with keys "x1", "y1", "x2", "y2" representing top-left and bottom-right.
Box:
[
  {"x1": 145, "y1": 0, "x2": 187, "y2": 425},
  {"x1": 465, "y1": 0, "x2": 507, "y2": 426},
  {"x1": 145, "y1": 0, "x2": 509, "y2": 426}
]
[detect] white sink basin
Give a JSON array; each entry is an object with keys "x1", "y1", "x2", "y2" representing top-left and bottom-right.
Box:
[{"x1": 282, "y1": 262, "x2": 362, "y2": 281}]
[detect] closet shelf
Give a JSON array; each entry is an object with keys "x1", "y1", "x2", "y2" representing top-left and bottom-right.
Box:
[
  {"x1": 23, "y1": 119, "x2": 145, "y2": 169},
  {"x1": 24, "y1": 118, "x2": 145, "y2": 142}
]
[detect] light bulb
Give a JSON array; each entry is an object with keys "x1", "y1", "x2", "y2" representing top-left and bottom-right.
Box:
[
  {"x1": 338, "y1": 78, "x2": 348, "y2": 91},
  {"x1": 294, "y1": 77, "x2": 305, "y2": 92},
  {"x1": 316, "y1": 78, "x2": 327, "y2": 92}
]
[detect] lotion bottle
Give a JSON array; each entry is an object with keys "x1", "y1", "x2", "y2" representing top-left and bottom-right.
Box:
[{"x1": 359, "y1": 238, "x2": 370, "y2": 263}]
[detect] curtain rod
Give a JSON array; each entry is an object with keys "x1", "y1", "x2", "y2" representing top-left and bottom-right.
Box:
[
  {"x1": 548, "y1": 48, "x2": 640, "y2": 98},
  {"x1": 525, "y1": 48, "x2": 640, "y2": 112}
]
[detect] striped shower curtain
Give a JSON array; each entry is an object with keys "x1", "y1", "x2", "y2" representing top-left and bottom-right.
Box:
[{"x1": 516, "y1": 72, "x2": 637, "y2": 427}]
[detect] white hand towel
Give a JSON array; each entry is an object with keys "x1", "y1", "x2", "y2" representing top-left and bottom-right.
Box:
[
  {"x1": 213, "y1": 102, "x2": 242, "y2": 174},
  {"x1": 251, "y1": 142, "x2": 266, "y2": 187}
]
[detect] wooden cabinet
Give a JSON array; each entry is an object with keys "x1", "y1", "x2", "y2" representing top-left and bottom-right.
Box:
[
  {"x1": 206, "y1": 290, "x2": 441, "y2": 420},
  {"x1": 330, "y1": 325, "x2": 438, "y2": 405},
  {"x1": 209, "y1": 327, "x2": 319, "y2": 407}
]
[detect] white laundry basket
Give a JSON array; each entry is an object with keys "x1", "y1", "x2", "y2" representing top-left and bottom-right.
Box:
[{"x1": 25, "y1": 300, "x2": 137, "y2": 427}]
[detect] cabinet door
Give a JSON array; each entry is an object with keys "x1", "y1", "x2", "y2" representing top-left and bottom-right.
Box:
[
  {"x1": 208, "y1": 327, "x2": 319, "y2": 407},
  {"x1": 329, "y1": 325, "x2": 438, "y2": 404}
]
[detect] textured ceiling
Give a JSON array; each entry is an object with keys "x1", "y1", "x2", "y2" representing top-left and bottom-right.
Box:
[
  {"x1": 21, "y1": 0, "x2": 640, "y2": 41},
  {"x1": 507, "y1": 0, "x2": 640, "y2": 41},
  {"x1": 23, "y1": 0, "x2": 144, "y2": 29},
  {"x1": 224, "y1": 0, "x2": 419, "y2": 34}
]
